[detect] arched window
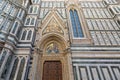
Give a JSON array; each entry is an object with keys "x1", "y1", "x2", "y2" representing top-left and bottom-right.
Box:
[
  {"x1": 27, "y1": 30, "x2": 32, "y2": 40},
  {"x1": 16, "y1": 58, "x2": 25, "y2": 80},
  {"x1": 0, "y1": 15, "x2": 4, "y2": 24},
  {"x1": 1, "y1": 21, "x2": 10, "y2": 31},
  {"x1": 18, "y1": 9, "x2": 23, "y2": 18},
  {"x1": 11, "y1": 22, "x2": 18, "y2": 34},
  {"x1": 30, "y1": 6, "x2": 33, "y2": 13},
  {"x1": 70, "y1": 9, "x2": 84, "y2": 38},
  {"x1": 34, "y1": 6, "x2": 37, "y2": 13},
  {"x1": 21, "y1": 30, "x2": 27, "y2": 40},
  {"x1": 26, "y1": 18, "x2": 30, "y2": 25},
  {"x1": 31, "y1": 18, "x2": 35, "y2": 25},
  {"x1": 9, "y1": 58, "x2": 19, "y2": 80},
  {"x1": 4, "y1": 2, "x2": 11, "y2": 13},
  {"x1": 1, "y1": 54, "x2": 12, "y2": 79},
  {"x1": 0, "y1": 50, "x2": 7, "y2": 68},
  {"x1": 9, "y1": 6, "x2": 16, "y2": 16}
]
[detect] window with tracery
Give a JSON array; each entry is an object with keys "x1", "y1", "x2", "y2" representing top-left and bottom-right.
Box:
[
  {"x1": 25, "y1": 17, "x2": 36, "y2": 26},
  {"x1": 21, "y1": 29, "x2": 33, "y2": 41},
  {"x1": 70, "y1": 9, "x2": 84, "y2": 38},
  {"x1": 29, "y1": 6, "x2": 38, "y2": 14}
]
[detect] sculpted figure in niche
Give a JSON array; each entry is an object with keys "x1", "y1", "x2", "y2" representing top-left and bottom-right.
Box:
[{"x1": 46, "y1": 43, "x2": 59, "y2": 54}]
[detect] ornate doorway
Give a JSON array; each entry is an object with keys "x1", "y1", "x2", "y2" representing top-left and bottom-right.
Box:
[{"x1": 42, "y1": 61, "x2": 62, "y2": 80}]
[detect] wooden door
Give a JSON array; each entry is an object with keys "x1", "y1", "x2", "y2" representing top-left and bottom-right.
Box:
[{"x1": 42, "y1": 61, "x2": 62, "y2": 80}]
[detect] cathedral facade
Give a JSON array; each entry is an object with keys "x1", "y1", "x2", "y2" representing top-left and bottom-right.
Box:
[{"x1": 0, "y1": 0, "x2": 120, "y2": 80}]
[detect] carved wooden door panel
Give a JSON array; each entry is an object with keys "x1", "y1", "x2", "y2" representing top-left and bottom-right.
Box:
[{"x1": 42, "y1": 61, "x2": 62, "y2": 80}]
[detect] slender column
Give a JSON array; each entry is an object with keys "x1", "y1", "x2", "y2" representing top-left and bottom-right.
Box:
[
  {"x1": 66, "y1": 48, "x2": 74, "y2": 80},
  {"x1": 108, "y1": 66, "x2": 116, "y2": 80},
  {"x1": 14, "y1": 58, "x2": 21, "y2": 80},
  {"x1": 34, "y1": 48, "x2": 42, "y2": 80}
]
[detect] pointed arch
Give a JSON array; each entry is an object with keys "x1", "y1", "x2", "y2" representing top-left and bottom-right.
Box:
[
  {"x1": 38, "y1": 34, "x2": 67, "y2": 52},
  {"x1": 70, "y1": 9, "x2": 77, "y2": 37},
  {"x1": 39, "y1": 10, "x2": 66, "y2": 30},
  {"x1": 74, "y1": 9, "x2": 84, "y2": 37},
  {"x1": 37, "y1": 10, "x2": 69, "y2": 51}
]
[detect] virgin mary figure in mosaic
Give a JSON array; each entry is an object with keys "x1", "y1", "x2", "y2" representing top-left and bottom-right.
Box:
[{"x1": 46, "y1": 43, "x2": 59, "y2": 54}]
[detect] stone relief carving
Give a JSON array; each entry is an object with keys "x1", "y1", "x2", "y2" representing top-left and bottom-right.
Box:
[{"x1": 42, "y1": 18, "x2": 64, "y2": 35}]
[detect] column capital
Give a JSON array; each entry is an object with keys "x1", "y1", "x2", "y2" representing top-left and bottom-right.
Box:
[{"x1": 64, "y1": 47, "x2": 71, "y2": 55}]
